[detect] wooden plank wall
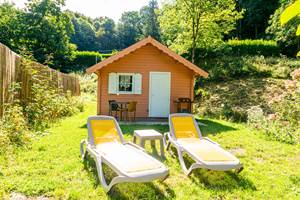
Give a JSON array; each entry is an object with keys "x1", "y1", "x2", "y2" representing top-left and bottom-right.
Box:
[{"x1": 0, "y1": 43, "x2": 80, "y2": 117}]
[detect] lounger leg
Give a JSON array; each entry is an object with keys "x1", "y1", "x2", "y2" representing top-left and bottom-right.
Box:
[
  {"x1": 80, "y1": 140, "x2": 87, "y2": 160},
  {"x1": 235, "y1": 166, "x2": 244, "y2": 174},
  {"x1": 140, "y1": 139, "x2": 145, "y2": 148},
  {"x1": 94, "y1": 155, "x2": 126, "y2": 193},
  {"x1": 163, "y1": 133, "x2": 171, "y2": 151},
  {"x1": 177, "y1": 148, "x2": 201, "y2": 176},
  {"x1": 160, "y1": 139, "x2": 165, "y2": 158}
]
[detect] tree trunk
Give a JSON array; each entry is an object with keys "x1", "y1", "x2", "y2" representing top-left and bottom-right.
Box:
[{"x1": 192, "y1": 41, "x2": 195, "y2": 64}]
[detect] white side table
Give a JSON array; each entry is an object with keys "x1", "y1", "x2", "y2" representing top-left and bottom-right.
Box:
[{"x1": 133, "y1": 129, "x2": 165, "y2": 158}]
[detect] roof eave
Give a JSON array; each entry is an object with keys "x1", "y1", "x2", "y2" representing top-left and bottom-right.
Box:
[{"x1": 86, "y1": 36, "x2": 209, "y2": 78}]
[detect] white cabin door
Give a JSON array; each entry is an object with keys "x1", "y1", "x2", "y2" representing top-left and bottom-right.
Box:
[{"x1": 149, "y1": 72, "x2": 171, "y2": 117}]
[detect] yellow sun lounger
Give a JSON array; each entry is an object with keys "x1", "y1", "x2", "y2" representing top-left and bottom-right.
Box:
[
  {"x1": 164, "y1": 113, "x2": 243, "y2": 176},
  {"x1": 80, "y1": 116, "x2": 169, "y2": 192}
]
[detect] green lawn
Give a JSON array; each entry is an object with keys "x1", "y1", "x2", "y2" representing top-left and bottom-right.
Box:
[{"x1": 1, "y1": 102, "x2": 299, "y2": 199}]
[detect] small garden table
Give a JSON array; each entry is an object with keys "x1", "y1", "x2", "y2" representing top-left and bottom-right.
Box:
[{"x1": 133, "y1": 129, "x2": 165, "y2": 158}]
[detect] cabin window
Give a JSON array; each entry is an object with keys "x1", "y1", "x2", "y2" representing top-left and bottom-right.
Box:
[
  {"x1": 118, "y1": 75, "x2": 133, "y2": 92},
  {"x1": 108, "y1": 73, "x2": 142, "y2": 94}
]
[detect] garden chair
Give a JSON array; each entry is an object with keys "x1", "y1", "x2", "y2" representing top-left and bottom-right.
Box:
[
  {"x1": 164, "y1": 113, "x2": 243, "y2": 176},
  {"x1": 125, "y1": 101, "x2": 137, "y2": 121},
  {"x1": 80, "y1": 116, "x2": 169, "y2": 192},
  {"x1": 108, "y1": 100, "x2": 119, "y2": 118}
]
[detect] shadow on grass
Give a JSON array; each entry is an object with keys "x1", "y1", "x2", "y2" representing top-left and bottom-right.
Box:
[
  {"x1": 196, "y1": 119, "x2": 237, "y2": 136},
  {"x1": 80, "y1": 119, "x2": 236, "y2": 137},
  {"x1": 80, "y1": 124, "x2": 87, "y2": 129},
  {"x1": 170, "y1": 147, "x2": 256, "y2": 192},
  {"x1": 83, "y1": 154, "x2": 175, "y2": 200}
]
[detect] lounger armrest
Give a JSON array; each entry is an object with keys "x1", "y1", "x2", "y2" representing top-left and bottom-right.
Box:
[
  {"x1": 164, "y1": 132, "x2": 183, "y2": 150},
  {"x1": 203, "y1": 137, "x2": 220, "y2": 146},
  {"x1": 125, "y1": 142, "x2": 146, "y2": 152}
]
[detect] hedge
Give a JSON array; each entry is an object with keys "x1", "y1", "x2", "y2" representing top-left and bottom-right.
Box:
[
  {"x1": 66, "y1": 51, "x2": 113, "y2": 72},
  {"x1": 187, "y1": 39, "x2": 280, "y2": 61},
  {"x1": 227, "y1": 39, "x2": 280, "y2": 57}
]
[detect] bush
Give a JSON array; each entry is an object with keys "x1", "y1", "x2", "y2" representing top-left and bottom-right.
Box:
[
  {"x1": 227, "y1": 39, "x2": 280, "y2": 57},
  {"x1": 187, "y1": 39, "x2": 280, "y2": 61},
  {"x1": 247, "y1": 69, "x2": 300, "y2": 144},
  {"x1": 0, "y1": 83, "x2": 30, "y2": 154},
  {"x1": 79, "y1": 73, "x2": 97, "y2": 95},
  {"x1": 66, "y1": 51, "x2": 113, "y2": 72},
  {"x1": 197, "y1": 56, "x2": 300, "y2": 82},
  {"x1": 0, "y1": 59, "x2": 84, "y2": 154}
]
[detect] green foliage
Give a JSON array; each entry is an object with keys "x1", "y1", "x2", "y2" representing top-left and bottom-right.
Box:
[
  {"x1": 118, "y1": 11, "x2": 143, "y2": 48},
  {"x1": 0, "y1": 59, "x2": 84, "y2": 155},
  {"x1": 0, "y1": 3, "x2": 22, "y2": 51},
  {"x1": 0, "y1": 83, "x2": 30, "y2": 154},
  {"x1": 0, "y1": 0, "x2": 76, "y2": 70},
  {"x1": 79, "y1": 74, "x2": 97, "y2": 95},
  {"x1": 23, "y1": 61, "x2": 84, "y2": 131},
  {"x1": 187, "y1": 39, "x2": 280, "y2": 64},
  {"x1": 280, "y1": 0, "x2": 300, "y2": 56},
  {"x1": 1, "y1": 102, "x2": 299, "y2": 199},
  {"x1": 67, "y1": 51, "x2": 112, "y2": 72},
  {"x1": 94, "y1": 17, "x2": 120, "y2": 51},
  {"x1": 140, "y1": 0, "x2": 161, "y2": 41},
  {"x1": 159, "y1": 0, "x2": 243, "y2": 61},
  {"x1": 196, "y1": 55, "x2": 299, "y2": 82},
  {"x1": 266, "y1": 0, "x2": 300, "y2": 57},
  {"x1": 227, "y1": 39, "x2": 280, "y2": 56},
  {"x1": 233, "y1": 0, "x2": 279, "y2": 39},
  {"x1": 69, "y1": 12, "x2": 97, "y2": 51}
]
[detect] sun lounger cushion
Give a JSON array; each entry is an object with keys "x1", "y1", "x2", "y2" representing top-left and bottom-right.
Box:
[
  {"x1": 90, "y1": 119, "x2": 120, "y2": 144},
  {"x1": 96, "y1": 142, "x2": 163, "y2": 173},
  {"x1": 171, "y1": 116, "x2": 198, "y2": 138},
  {"x1": 177, "y1": 138, "x2": 235, "y2": 162}
]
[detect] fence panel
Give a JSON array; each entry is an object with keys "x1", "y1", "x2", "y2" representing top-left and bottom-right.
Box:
[{"x1": 0, "y1": 43, "x2": 80, "y2": 117}]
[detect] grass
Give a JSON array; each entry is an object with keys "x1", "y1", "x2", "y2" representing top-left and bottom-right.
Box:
[{"x1": 1, "y1": 101, "x2": 300, "y2": 199}]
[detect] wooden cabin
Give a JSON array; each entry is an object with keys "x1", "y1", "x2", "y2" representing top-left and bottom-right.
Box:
[{"x1": 86, "y1": 36, "x2": 208, "y2": 118}]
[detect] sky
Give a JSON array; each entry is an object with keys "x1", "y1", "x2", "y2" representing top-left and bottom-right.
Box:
[{"x1": 3, "y1": 0, "x2": 159, "y2": 22}]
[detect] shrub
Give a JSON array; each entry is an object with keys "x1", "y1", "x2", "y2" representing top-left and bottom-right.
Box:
[
  {"x1": 197, "y1": 56, "x2": 300, "y2": 82},
  {"x1": 187, "y1": 39, "x2": 280, "y2": 61},
  {"x1": 227, "y1": 39, "x2": 280, "y2": 57},
  {"x1": 79, "y1": 73, "x2": 97, "y2": 95},
  {"x1": 0, "y1": 58, "x2": 84, "y2": 155},
  {"x1": 0, "y1": 83, "x2": 30, "y2": 154},
  {"x1": 247, "y1": 69, "x2": 300, "y2": 144},
  {"x1": 66, "y1": 51, "x2": 113, "y2": 72}
]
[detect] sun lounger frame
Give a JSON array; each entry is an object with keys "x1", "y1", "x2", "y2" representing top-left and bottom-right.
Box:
[
  {"x1": 164, "y1": 113, "x2": 243, "y2": 176},
  {"x1": 80, "y1": 116, "x2": 169, "y2": 192}
]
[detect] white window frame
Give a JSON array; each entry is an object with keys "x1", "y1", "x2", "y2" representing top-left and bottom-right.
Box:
[{"x1": 116, "y1": 73, "x2": 135, "y2": 94}]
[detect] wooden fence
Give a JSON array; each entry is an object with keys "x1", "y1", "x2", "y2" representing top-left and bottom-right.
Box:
[{"x1": 0, "y1": 43, "x2": 80, "y2": 117}]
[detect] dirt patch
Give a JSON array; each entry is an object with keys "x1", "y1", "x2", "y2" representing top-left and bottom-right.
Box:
[
  {"x1": 229, "y1": 148, "x2": 246, "y2": 156},
  {"x1": 10, "y1": 193, "x2": 49, "y2": 200}
]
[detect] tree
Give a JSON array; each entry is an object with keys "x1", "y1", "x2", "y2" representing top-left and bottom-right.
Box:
[
  {"x1": 266, "y1": 0, "x2": 300, "y2": 57},
  {"x1": 117, "y1": 11, "x2": 142, "y2": 48},
  {"x1": 94, "y1": 17, "x2": 120, "y2": 51},
  {"x1": 280, "y1": 0, "x2": 300, "y2": 56},
  {"x1": 22, "y1": 0, "x2": 75, "y2": 69},
  {"x1": 159, "y1": 0, "x2": 243, "y2": 63},
  {"x1": 68, "y1": 11, "x2": 97, "y2": 51},
  {"x1": 234, "y1": 0, "x2": 279, "y2": 39},
  {"x1": 140, "y1": 0, "x2": 161, "y2": 41},
  {"x1": 0, "y1": 2, "x2": 24, "y2": 52}
]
